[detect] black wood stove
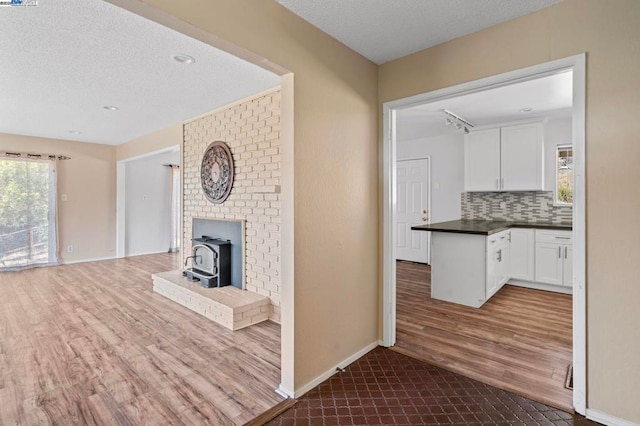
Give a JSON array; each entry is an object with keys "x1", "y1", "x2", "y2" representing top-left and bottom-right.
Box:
[{"x1": 183, "y1": 236, "x2": 231, "y2": 288}]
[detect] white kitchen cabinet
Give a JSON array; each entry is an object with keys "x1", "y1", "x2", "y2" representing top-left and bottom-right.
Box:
[
  {"x1": 486, "y1": 230, "x2": 510, "y2": 299},
  {"x1": 500, "y1": 123, "x2": 544, "y2": 191},
  {"x1": 534, "y1": 230, "x2": 573, "y2": 287},
  {"x1": 509, "y1": 229, "x2": 535, "y2": 281},
  {"x1": 534, "y1": 242, "x2": 564, "y2": 286},
  {"x1": 563, "y1": 245, "x2": 573, "y2": 287},
  {"x1": 464, "y1": 128, "x2": 501, "y2": 191},
  {"x1": 464, "y1": 122, "x2": 544, "y2": 192}
]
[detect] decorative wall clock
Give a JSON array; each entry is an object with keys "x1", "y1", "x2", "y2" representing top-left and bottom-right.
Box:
[{"x1": 201, "y1": 141, "x2": 234, "y2": 204}]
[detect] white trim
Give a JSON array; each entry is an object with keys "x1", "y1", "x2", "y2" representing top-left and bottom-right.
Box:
[
  {"x1": 275, "y1": 385, "x2": 293, "y2": 399},
  {"x1": 124, "y1": 249, "x2": 172, "y2": 257},
  {"x1": 382, "y1": 104, "x2": 397, "y2": 347},
  {"x1": 62, "y1": 255, "x2": 116, "y2": 265},
  {"x1": 571, "y1": 53, "x2": 587, "y2": 415},
  {"x1": 586, "y1": 409, "x2": 639, "y2": 426},
  {"x1": 506, "y1": 280, "x2": 572, "y2": 295},
  {"x1": 382, "y1": 54, "x2": 587, "y2": 414},
  {"x1": 289, "y1": 341, "x2": 378, "y2": 399}
]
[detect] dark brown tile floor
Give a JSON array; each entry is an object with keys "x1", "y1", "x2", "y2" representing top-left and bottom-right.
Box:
[{"x1": 267, "y1": 347, "x2": 598, "y2": 425}]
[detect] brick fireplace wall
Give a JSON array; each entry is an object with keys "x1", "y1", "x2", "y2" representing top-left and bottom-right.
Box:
[{"x1": 182, "y1": 88, "x2": 282, "y2": 322}]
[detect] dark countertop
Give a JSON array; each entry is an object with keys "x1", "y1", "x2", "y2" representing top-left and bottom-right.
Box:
[{"x1": 411, "y1": 220, "x2": 572, "y2": 236}]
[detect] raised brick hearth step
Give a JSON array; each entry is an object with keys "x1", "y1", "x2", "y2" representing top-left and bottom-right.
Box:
[{"x1": 152, "y1": 270, "x2": 270, "y2": 331}]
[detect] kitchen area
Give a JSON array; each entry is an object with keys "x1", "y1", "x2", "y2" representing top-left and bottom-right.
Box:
[{"x1": 393, "y1": 70, "x2": 576, "y2": 411}]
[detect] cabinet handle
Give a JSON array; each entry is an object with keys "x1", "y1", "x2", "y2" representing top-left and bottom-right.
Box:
[
  {"x1": 558, "y1": 246, "x2": 562, "y2": 258},
  {"x1": 564, "y1": 246, "x2": 568, "y2": 259},
  {"x1": 497, "y1": 249, "x2": 502, "y2": 262},
  {"x1": 555, "y1": 236, "x2": 571, "y2": 240},
  {"x1": 508, "y1": 232, "x2": 511, "y2": 243}
]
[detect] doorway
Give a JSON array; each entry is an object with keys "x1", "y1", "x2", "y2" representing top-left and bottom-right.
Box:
[
  {"x1": 382, "y1": 54, "x2": 586, "y2": 414},
  {"x1": 396, "y1": 158, "x2": 431, "y2": 264},
  {"x1": 116, "y1": 145, "x2": 180, "y2": 258}
]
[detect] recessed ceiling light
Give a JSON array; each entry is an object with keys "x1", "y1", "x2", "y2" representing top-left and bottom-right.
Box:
[
  {"x1": 103, "y1": 105, "x2": 119, "y2": 111},
  {"x1": 520, "y1": 108, "x2": 533, "y2": 113},
  {"x1": 172, "y1": 54, "x2": 196, "y2": 64},
  {"x1": 68, "y1": 130, "x2": 82, "y2": 134}
]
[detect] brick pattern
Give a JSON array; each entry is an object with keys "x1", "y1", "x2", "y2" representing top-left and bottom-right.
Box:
[
  {"x1": 183, "y1": 89, "x2": 282, "y2": 322},
  {"x1": 267, "y1": 347, "x2": 596, "y2": 425},
  {"x1": 461, "y1": 191, "x2": 572, "y2": 224},
  {"x1": 152, "y1": 271, "x2": 270, "y2": 331}
]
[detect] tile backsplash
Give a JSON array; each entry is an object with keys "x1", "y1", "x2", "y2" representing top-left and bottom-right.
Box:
[{"x1": 461, "y1": 191, "x2": 572, "y2": 224}]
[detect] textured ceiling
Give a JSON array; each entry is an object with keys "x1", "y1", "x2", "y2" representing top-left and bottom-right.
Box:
[
  {"x1": 397, "y1": 71, "x2": 573, "y2": 141},
  {"x1": 276, "y1": 0, "x2": 563, "y2": 64},
  {"x1": 0, "y1": 0, "x2": 280, "y2": 145}
]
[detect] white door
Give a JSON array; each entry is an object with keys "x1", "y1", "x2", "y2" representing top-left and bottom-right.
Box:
[
  {"x1": 534, "y1": 242, "x2": 563, "y2": 285},
  {"x1": 396, "y1": 158, "x2": 430, "y2": 263},
  {"x1": 500, "y1": 123, "x2": 544, "y2": 191},
  {"x1": 563, "y1": 244, "x2": 573, "y2": 287},
  {"x1": 464, "y1": 128, "x2": 501, "y2": 191},
  {"x1": 509, "y1": 229, "x2": 535, "y2": 281}
]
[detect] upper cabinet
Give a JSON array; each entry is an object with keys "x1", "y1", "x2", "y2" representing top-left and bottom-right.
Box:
[{"x1": 464, "y1": 122, "x2": 544, "y2": 192}]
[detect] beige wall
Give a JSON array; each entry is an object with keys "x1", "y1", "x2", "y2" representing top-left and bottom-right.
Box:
[
  {"x1": 0, "y1": 133, "x2": 116, "y2": 263},
  {"x1": 379, "y1": 0, "x2": 640, "y2": 422},
  {"x1": 108, "y1": 0, "x2": 380, "y2": 392},
  {"x1": 116, "y1": 123, "x2": 182, "y2": 161},
  {"x1": 183, "y1": 89, "x2": 283, "y2": 322}
]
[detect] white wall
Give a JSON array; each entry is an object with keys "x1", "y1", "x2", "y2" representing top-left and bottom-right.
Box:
[
  {"x1": 125, "y1": 150, "x2": 180, "y2": 256},
  {"x1": 544, "y1": 117, "x2": 573, "y2": 194},
  {"x1": 397, "y1": 133, "x2": 465, "y2": 223}
]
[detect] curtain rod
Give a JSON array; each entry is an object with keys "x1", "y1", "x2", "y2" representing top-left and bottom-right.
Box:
[{"x1": 2, "y1": 151, "x2": 71, "y2": 161}]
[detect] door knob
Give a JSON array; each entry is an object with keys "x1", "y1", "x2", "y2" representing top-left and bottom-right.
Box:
[{"x1": 422, "y1": 217, "x2": 428, "y2": 221}]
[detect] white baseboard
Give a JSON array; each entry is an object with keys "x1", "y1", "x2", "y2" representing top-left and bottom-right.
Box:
[
  {"x1": 586, "y1": 409, "x2": 639, "y2": 426},
  {"x1": 292, "y1": 341, "x2": 379, "y2": 399},
  {"x1": 507, "y1": 280, "x2": 572, "y2": 295},
  {"x1": 62, "y1": 255, "x2": 116, "y2": 265},
  {"x1": 275, "y1": 385, "x2": 293, "y2": 399},
  {"x1": 125, "y1": 250, "x2": 171, "y2": 258}
]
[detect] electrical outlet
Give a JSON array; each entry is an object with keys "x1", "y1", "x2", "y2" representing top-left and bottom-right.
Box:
[
  {"x1": 61, "y1": 194, "x2": 68, "y2": 201},
  {"x1": 66, "y1": 245, "x2": 74, "y2": 253}
]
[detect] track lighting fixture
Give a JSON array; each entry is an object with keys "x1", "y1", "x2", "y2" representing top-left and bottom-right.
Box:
[{"x1": 443, "y1": 109, "x2": 474, "y2": 134}]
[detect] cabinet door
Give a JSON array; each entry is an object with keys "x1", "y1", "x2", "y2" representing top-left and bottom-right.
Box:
[
  {"x1": 563, "y1": 244, "x2": 573, "y2": 287},
  {"x1": 509, "y1": 229, "x2": 535, "y2": 281},
  {"x1": 465, "y1": 128, "x2": 501, "y2": 191},
  {"x1": 496, "y1": 233, "x2": 510, "y2": 288},
  {"x1": 500, "y1": 123, "x2": 544, "y2": 191},
  {"x1": 535, "y1": 242, "x2": 563, "y2": 285},
  {"x1": 486, "y1": 239, "x2": 499, "y2": 299}
]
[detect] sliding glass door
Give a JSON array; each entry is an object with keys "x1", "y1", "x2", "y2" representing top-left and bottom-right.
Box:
[{"x1": 0, "y1": 157, "x2": 58, "y2": 270}]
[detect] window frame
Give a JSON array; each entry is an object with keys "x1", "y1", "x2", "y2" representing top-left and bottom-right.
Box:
[{"x1": 555, "y1": 144, "x2": 574, "y2": 206}]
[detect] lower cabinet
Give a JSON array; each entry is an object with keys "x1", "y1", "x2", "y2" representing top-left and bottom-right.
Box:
[
  {"x1": 534, "y1": 230, "x2": 573, "y2": 288},
  {"x1": 509, "y1": 229, "x2": 535, "y2": 281},
  {"x1": 430, "y1": 227, "x2": 572, "y2": 309},
  {"x1": 486, "y1": 230, "x2": 510, "y2": 299}
]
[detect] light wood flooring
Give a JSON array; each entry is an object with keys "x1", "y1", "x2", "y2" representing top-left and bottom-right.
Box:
[
  {"x1": 0, "y1": 253, "x2": 283, "y2": 425},
  {"x1": 394, "y1": 261, "x2": 573, "y2": 412}
]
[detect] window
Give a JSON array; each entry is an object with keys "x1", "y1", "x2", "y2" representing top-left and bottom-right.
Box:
[
  {"x1": 556, "y1": 146, "x2": 573, "y2": 204},
  {"x1": 0, "y1": 156, "x2": 58, "y2": 269}
]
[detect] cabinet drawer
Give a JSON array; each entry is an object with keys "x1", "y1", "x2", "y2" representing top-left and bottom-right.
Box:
[{"x1": 535, "y1": 229, "x2": 572, "y2": 244}]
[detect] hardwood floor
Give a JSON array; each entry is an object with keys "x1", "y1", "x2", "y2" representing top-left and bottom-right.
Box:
[
  {"x1": 394, "y1": 261, "x2": 573, "y2": 412},
  {"x1": 0, "y1": 253, "x2": 283, "y2": 425}
]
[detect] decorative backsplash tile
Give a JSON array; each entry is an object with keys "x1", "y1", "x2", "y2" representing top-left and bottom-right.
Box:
[{"x1": 461, "y1": 191, "x2": 572, "y2": 224}]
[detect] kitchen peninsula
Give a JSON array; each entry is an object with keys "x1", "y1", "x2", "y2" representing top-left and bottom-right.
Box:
[{"x1": 412, "y1": 220, "x2": 572, "y2": 308}]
